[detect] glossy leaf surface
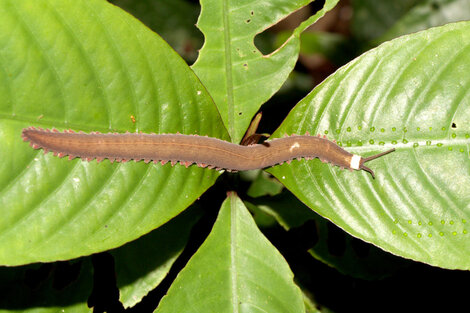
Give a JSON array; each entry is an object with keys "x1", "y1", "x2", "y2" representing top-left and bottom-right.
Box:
[
  {"x1": 269, "y1": 22, "x2": 470, "y2": 269},
  {"x1": 0, "y1": 0, "x2": 228, "y2": 265}
]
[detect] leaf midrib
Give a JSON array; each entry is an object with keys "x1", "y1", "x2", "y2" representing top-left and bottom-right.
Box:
[
  {"x1": 230, "y1": 195, "x2": 239, "y2": 313},
  {"x1": 344, "y1": 138, "x2": 469, "y2": 154},
  {"x1": 223, "y1": 0, "x2": 234, "y2": 142}
]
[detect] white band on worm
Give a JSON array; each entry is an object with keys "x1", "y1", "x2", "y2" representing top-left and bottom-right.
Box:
[{"x1": 350, "y1": 155, "x2": 361, "y2": 170}]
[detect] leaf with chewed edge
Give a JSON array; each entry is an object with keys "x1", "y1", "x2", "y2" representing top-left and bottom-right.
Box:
[{"x1": 192, "y1": 0, "x2": 339, "y2": 143}]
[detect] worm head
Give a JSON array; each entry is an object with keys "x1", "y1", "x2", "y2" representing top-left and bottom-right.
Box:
[{"x1": 359, "y1": 148, "x2": 396, "y2": 179}]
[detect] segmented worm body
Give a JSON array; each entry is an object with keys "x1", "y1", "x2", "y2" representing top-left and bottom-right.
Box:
[{"x1": 21, "y1": 127, "x2": 394, "y2": 178}]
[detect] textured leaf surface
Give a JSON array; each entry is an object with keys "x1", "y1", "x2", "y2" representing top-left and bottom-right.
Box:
[
  {"x1": 0, "y1": 0, "x2": 228, "y2": 265},
  {"x1": 192, "y1": 0, "x2": 339, "y2": 142},
  {"x1": 268, "y1": 22, "x2": 470, "y2": 269},
  {"x1": 112, "y1": 205, "x2": 202, "y2": 308},
  {"x1": 155, "y1": 193, "x2": 304, "y2": 313}
]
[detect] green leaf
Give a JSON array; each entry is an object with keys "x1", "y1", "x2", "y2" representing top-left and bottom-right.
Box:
[
  {"x1": 378, "y1": 0, "x2": 470, "y2": 43},
  {"x1": 246, "y1": 170, "x2": 284, "y2": 198},
  {"x1": 244, "y1": 200, "x2": 279, "y2": 228},
  {"x1": 0, "y1": 0, "x2": 228, "y2": 266},
  {"x1": 155, "y1": 193, "x2": 304, "y2": 313},
  {"x1": 268, "y1": 22, "x2": 470, "y2": 269},
  {"x1": 0, "y1": 259, "x2": 92, "y2": 312},
  {"x1": 112, "y1": 204, "x2": 203, "y2": 308},
  {"x1": 192, "y1": 0, "x2": 339, "y2": 142},
  {"x1": 249, "y1": 192, "x2": 319, "y2": 231}
]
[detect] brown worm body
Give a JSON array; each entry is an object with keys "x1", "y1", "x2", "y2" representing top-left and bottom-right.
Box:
[{"x1": 21, "y1": 127, "x2": 394, "y2": 178}]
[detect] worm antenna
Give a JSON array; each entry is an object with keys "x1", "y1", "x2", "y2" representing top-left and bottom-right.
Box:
[
  {"x1": 360, "y1": 148, "x2": 396, "y2": 179},
  {"x1": 362, "y1": 148, "x2": 396, "y2": 163},
  {"x1": 360, "y1": 164, "x2": 375, "y2": 179}
]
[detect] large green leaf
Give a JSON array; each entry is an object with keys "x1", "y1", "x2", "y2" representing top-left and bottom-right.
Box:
[
  {"x1": 268, "y1": 22, "x2": 470, "y2": 269},
  {"x1": 155, "y1": 193, "x2": 304, "y2": 313},
  {"x1": 0, "y1": 0, "x2": 228, "y2": 266},
  {"x1": 192, "y1": 0, "x2": 339, "y2": 142}
]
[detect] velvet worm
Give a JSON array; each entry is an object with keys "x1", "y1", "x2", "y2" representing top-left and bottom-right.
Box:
[{"x1": 22, "y1": 127, "x2": 395, "y2": 178}]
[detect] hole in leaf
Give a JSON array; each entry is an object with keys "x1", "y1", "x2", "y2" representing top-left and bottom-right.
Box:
[
  {"x1": 452, "y1": 122, "x2": 457, "y2": 128},
  {"x1": 254, "y1": 1, "x2": 325, "y2": 55}
]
